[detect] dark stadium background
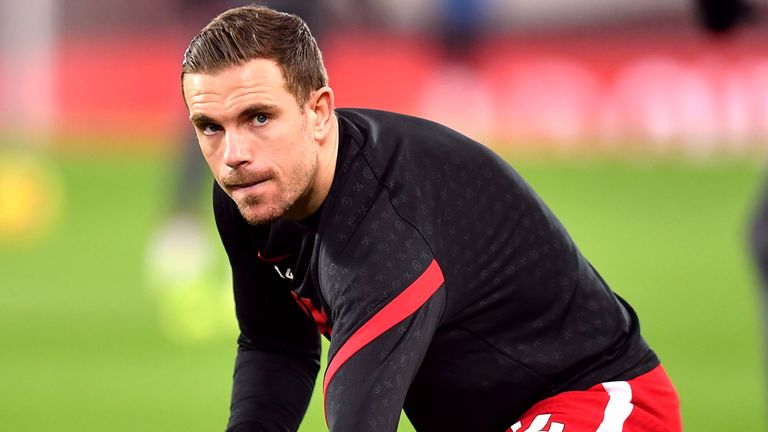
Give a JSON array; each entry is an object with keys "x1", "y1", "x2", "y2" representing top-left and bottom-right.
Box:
[{"x1": 1, "y1": 0, "x2": 766, "y2": 430}]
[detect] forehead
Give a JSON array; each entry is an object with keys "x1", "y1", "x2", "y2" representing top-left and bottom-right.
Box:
[{"x1": 183, "y1": 58, "x2": 294, "y2": 113}]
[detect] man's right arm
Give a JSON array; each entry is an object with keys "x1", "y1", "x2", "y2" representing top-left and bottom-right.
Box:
[{"x1": 213, "y1": 183, "x2": 321, "y2": 432}]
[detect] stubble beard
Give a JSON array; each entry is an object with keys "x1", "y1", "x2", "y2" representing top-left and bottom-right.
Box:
[{"x1": 237, "y1": 147, "x2": 317, "y2": 227}]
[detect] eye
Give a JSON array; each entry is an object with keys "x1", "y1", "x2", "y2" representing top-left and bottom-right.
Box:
[
  {"x1": 201, "y1": 123, "x2": 223, "y2": 136},
  {"x1": 251, "y1": 114, "x2": 270, "y2": 127}
]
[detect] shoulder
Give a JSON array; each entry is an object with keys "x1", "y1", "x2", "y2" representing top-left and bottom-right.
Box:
[
  {"x1": 212, "y1": 181, "x2": 270, "y2": 257},
  {"x1": 212, "y1": 181, "x2": 248, "y2": 232},
  {"x1": 335, "y1": 108, "x2": 504, "y2": 174},
  {"x1": 317, "y1": 186, "x2": 440, "y2": 325},
  {"x1": 336, "y1": 108, "x2": 467, "y2": 146}
]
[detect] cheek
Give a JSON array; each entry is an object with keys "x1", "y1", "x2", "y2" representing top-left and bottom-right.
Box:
[
  {"x1": 196, "y1": 136, "x2": 226, "y2": 166},
  {"x1": 197, "y1": 134, "x2": 218, "y2": 157},
  {"x1": 282, "y1": 141, "x2": 317, "y2": 181},
  {"x1": 276, "y1": 128, "x2": 313, "y2": 161},
  {"x1": 197, "y1": 144, "x2": 216, "y2": 166},
  {"x1": 197, "y1": 145, "x2": 225, "y2": 180}
]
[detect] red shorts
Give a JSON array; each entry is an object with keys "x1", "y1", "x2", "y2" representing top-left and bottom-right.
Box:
[{"x1": 506, "y1": 365, "x2": 681, "y2": 432}]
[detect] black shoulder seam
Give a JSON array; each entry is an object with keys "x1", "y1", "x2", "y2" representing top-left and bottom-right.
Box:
[
  {"x1": 324, "y1": 137, "x2": 378, "y2": 257},
  {"x1": 357, "y1": 148, "x2": 448, "y2": 322},
  {"x1": 356, "y1": 149, "x2": 439, "y2": 266}
]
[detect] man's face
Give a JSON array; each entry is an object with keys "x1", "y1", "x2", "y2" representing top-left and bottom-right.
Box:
[{"x1": 183, "y1": 59, "x2": 319, "y2": 225}]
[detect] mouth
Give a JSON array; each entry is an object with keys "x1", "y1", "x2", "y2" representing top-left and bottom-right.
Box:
[
  {"x1": 225, "y1": 178, "x2": 271, "y2": 197},
  {"x1": 221, "y1": 172, "x2": 272, "y2": 191},
  {"x1": 229, "y1": 180, "x2": 259, "y2": 191}
]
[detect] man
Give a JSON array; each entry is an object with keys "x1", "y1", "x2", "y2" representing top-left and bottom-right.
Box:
[
  {"x1": 181, "y1": 5, "x2": 681, "y2": 431},
  {"x1": 145, "y1": 0, "x2": 337, "y2": 344}
]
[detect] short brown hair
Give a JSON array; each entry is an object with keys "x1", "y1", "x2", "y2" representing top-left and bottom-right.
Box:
[{"x1": 181, "y1": 5, "x2": 328, "y2": 105}]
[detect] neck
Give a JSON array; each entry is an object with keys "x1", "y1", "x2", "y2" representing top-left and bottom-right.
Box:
[
  {"x1": 313, "y1": 114, "x2": 340, "y2": 208},
  {"x1": 286, "y1": 115, "x2": 339, "y2": 221}
]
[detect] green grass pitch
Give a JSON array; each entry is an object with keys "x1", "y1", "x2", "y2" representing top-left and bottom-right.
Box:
[{"x1": 0, "y1": 150, "x2": 765, "y2": 430}]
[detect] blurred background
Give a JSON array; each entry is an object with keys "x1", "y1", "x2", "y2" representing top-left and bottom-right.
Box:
[{"x1": 1, "y1": 0, "x2": 767, "y2": 430}]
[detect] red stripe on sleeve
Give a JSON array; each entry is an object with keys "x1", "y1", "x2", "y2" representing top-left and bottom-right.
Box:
[{"x1": 322, "y1": 259, "x2": 444, "y2": 424}]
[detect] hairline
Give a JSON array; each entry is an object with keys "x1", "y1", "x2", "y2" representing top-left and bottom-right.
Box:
[{"x1": 181, "y1": 57, "x2": 311, "y2": 110}]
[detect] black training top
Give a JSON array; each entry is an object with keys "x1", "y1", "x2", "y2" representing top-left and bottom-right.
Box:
[{"x1": 214, "y1": 108, "x2": 658, "y2": 432}]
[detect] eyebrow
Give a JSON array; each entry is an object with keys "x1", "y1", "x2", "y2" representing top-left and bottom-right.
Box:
[
  {"x1": 189, "y1": 104, "x2": 277, "y2": 127},
  {"x1": 189, "y1": 112, "x2": 216, "y2": 127},
  {"x1": 238, "y1": 104, "x2": 277, "y2": 122}
]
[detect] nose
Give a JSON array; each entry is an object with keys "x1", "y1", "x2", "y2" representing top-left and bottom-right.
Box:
[{"x1": 222, "y1": 129, "x2": 252, "y2": 169}]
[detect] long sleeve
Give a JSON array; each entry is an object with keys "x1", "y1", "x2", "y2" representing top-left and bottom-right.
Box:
[
  {"x1": 324, "y1": 274, "x2": 446, "y2": 431},
  {"x1": 213, "y1": 183, "x2": 321, "y2": 432},
  {"x1": 227, "y1": 339, "x2": 319, "y2": 431},
  {"x1": 317, "y1": 187, "x2": 447, "y2": 431}
]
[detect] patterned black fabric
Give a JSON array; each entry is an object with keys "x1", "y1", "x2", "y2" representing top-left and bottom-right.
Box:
[{"x1": 216, "y1": 108, "x2": 658, "y2": 432}]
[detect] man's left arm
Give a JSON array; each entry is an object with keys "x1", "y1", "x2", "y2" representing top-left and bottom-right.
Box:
[{"x1": 322, "y1": 258, "x2": 446, "y2": 431}]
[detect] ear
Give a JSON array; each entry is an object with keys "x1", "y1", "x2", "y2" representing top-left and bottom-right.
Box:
[{"x1": 308, "y1": 86, "x2": 335, "y2": 142}]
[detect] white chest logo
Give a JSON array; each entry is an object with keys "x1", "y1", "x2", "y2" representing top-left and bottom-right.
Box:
[{"x1": 274, "y1": 265, "x2": 294, "y2": 280}]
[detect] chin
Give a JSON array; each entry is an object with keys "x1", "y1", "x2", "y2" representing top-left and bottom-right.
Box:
[
  {"x1": 239, "y1": 210, "x2": 279, "y2": 226},
  {"x1": 238, "y1": 203, "x2": 288, "y2": 226}
]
